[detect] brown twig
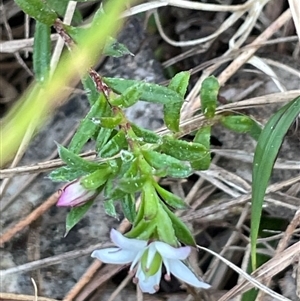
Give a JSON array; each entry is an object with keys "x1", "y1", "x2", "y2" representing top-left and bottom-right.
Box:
[
  {"x1": 0, "y1": 292, "x2": 58, "y2": 301},
  {"x1": 0, "y1": 192, "x2": 59, "y2": 246},
  {"x1": 218, "y1": 8, "x2": 292, "y2": 85}
]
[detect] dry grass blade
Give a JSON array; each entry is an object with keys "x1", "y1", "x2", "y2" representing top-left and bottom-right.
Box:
[
  {"x1": 0, "y1": 242, "x2": 111, "y2": 276},
  {"x1": 0, "y1": 293, "x2": 58, "y2": 301},
  {"x1": 198, "y1": 245, "x2": 293, "y2": 301},
  {"x1": 288, "y1": 0, "x2": 300, "y2": 43},
  {"x1": 217, "y1": 241, "x2": 300, "y2": 300}
]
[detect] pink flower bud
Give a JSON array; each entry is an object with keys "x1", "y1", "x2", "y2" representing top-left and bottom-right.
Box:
[{"x1": 57, "y1": 179, "x2": 98, "y2": 207}]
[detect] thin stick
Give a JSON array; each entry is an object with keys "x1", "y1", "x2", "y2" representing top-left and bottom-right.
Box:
[
  {"x1": 218, "y1": 9, "x2": 292, "y2": 85},
  {"x1": 50, "y1": 1, "x2": 77, "y2": 75},
  {"x1": 0, "y1": 192, "x2": 59, "y2": 246},
  {"x1": 0, "y1": 293, "x2": 58, "y2": 301}
]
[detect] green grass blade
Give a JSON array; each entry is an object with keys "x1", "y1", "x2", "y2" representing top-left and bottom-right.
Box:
[
  {"x1": 251, "y1": 96, "x2": 300, "y2": 269},
  {"x1": 33, "y1": 21, "x2": 51, "y2": 83}
]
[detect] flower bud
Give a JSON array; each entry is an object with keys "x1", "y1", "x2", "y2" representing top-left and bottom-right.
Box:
[{"x1": 57, "y1": 179, "x2": 98, "y2": 207}]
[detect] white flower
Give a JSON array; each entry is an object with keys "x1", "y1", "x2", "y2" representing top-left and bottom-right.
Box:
[{"x1": 91, "y1": 229, "x2": 210, "y2": 294}]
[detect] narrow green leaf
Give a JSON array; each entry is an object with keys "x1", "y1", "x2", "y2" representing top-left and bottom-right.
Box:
[
  {"x1": 110, "y1": 84, "x2": 142, "y2": 108},
  {"x1": 15, "y1": 0, "x2": 57, "y2": 25},
  {"x1": 103, "y1": 78, "x2": 184, "y2": 104},
  {"x1": 154, "y1": 183, "x2": 188, "y2": 209},
  {"x1": 118, "y1": 174, "x2": 147, "y2": 193},
  {"x1": 82, "y1": 75, "x2": 100, "y2": 105},
  {"x1": 68, "y1": 93, "x2": 111, "y2": 153},
  {"x1": 161, "y1": 136, "x2": 208, "y2": 162},
  {"x1": 156, "y1": 202, "x2": 177, "y2": 246},
  {"x1": 48, "y1": 166, "x2": 88, "y2": 182},
  {"x1": 200, "y1": 76, "x2": 219, "y2": 118},
  {"x1": 191, "y1": 126, "x2": 211, "y2": 170},
  {"x1": 248, "y1": 119, "x2": 262, "y2": 141},
  {"x1": 161, "y1": 201, "x2": 196, "y2": 246},
  {"x1": 57, "y1": 143, "x2": 99, "y2": 171},
  {"x1": 98, "y1": 113, "x2": 123, "y2": 129},
  {"x1": 168, "y1": 71, "x2": 190, "y2": 97},
  {"x1": 99, "y1": 130, "x2": 127, "y2": 158},
  {"x1": 126, "y1": 218, "x2": 157, "y2": 240},
  {"x1": 142, "y1": 182, "x2": 159, "y2": 220},
  {"x1": 163, "y1": 71, "x2": 190, "y2": 132},
  {"x1": 96, "y1": 127, "x2": 114, "y2": 151},
  {"x1": 121, "y1": 194, "x2": 136, "y2": 223},
  {"x1": 163, "y1": 101, "x2": 183, "y2": 132},
  {"x1": 33, "y1": 21, "x2": 51, "y2": 83},
  {"x1": 103, "y1": 36, "x2": 133, "y2": 57},
  {"x1": 133, "y1": 195, "x2": 145, "y2": 226},
  {"x1": 104, "y1": 199, "x2": 118, "y2": 219},
  {"x1": 45, "y1": 0, "x2": 82, "y2": 23},
  {"x1": 142, "y1": 149, "x2": 192, "y2": 178},
  {"x1": 130, "y1": 123, "x2": 161, "y2": 144},
  {"x1": 65, "y1": 200, "x2": 93, "y2": 235},
  {"x1": 81, "y1": 167, "x2": 111, "y2": 190},
  {"x1": 220, "y1": 115, "x2": 255, "y2": 133},
  {"x1": 251, "y1": 96, "x2": 300, "y2": 269}
]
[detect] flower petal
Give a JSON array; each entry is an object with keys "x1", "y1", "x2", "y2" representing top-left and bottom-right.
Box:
[
  {"x1": 110, "y1": 229, "x2": 147, "y2": 250},
  {"x1": 168, "y1": 259, "x2": 211, "y2": 289},
  {"x1": 91, "y1": 248, "x2": 137, "y2": 264},
  {"x1": 136, "y1": 263, "x2": 162, "y2": 294},
  {"x1": 145, "y1": 243, "x2": 157, "y2": 269},
  {"x1": 57, "y1": 180, "x2": 97, "y2": 207},
  {"x1": 130, "y1": 249, "x2": 144, "y2": 271},
  {"x1": 154, "y1": 241, "x2": 191, "y2": 260}
]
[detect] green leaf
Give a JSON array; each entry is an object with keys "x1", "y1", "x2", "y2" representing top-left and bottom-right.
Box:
[
  {"x1": 251, "y1": 96, "x2": 300, "y2": 269},
  {"x1": 155, "y1": 202, "x2": 177, "y2": 246},
  {"x1": 168, "y1": 71, "x2": 190, "y2": 97},
  {"x1": 103, "y1": 78, "x2": 184, "y2": 105},
  {"x1": 133, "y1": 195, "x2": 145, "y2": 226},
  {"x1": 191, "y1": 126, "x2": 211, "y2": 170},
  {"x1": 142, "y1": 149, "x2": 192, "y2": 178},
  {"x1": 110, "y1": 84, "x2": 142, "y2": 108},
  {"x1": 248, "y1": 119, "x2": 262, "y2": 141},
  {"x1": 48, "y1": 166, "x2": 88, "y2": 182},
  {"x1": 103, "y1": 36, "x2": 133, "y2": 57},
  {"x1": 68, "y1": 93, "x2": 111, "y2": 153},
  {"x1": 121, "y1": 194, "x2": 136, "y2": 223},
  {"x1": 45, "y1": 0, "x2": 82, "y2": 24},
  {"x1": 163, "y1": 101, "x2": 183, "y2": 133},
  {"x1": 99, "y1": 130, "x2": 127, "y2": 158},
  {"x1": 65, "y1": 200, "x2": 93, "y2": 235},
  {"x1": 33, "y1": 22, "x2": 51, "y2": 83},
  {"x1": 81, "y1": 167, "x2": 111, "y2": 190},
  {"x1": 160, "y1": 136, "x2": 208, "y2": 162},
  {"x1": 104, "y1": 199, "x2": 118, "y2": 219},
  {"x1": 96, "y1": 127, "x2": 114, "y2": 151},
  {"x1": 130, "y1": 123, "x2": 161, "y2": 144},
  {"x1": 118, "y1": 174, "x2": 148, "y2": 193},
  {"x1": 220, "y1": 115, "x2": 255, "y2": 133},
  {"x1": 126, "y1": 218, "x2": 157, "y2": 240},
  {"x1": 161, "y1": 202, "x2": 196, "y2": 246},
  {"x1": 154, "y1": 183, "x2": 188, "y2": 209},
  {"x1": 142, "y1": 182, "x2": 159, "y2": 220},
  {"x1": 163, "y1": 71, "x2": 190, "y2": 132},
  {"x1": 200, "y1": 76, "x2": 219, "y2": 118},
  {"x1": 57, "y1": 143, "x2": 99, "y2": 172},
  {"x1": 82, "y1": 75, "x2": 100, "y2": 105},
  {"x1": 15, "y1": 0, "x2": 57, "y2": 25},
  {"x1": 98, "y1": 113, "x2": 123, "y2": 129}
]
